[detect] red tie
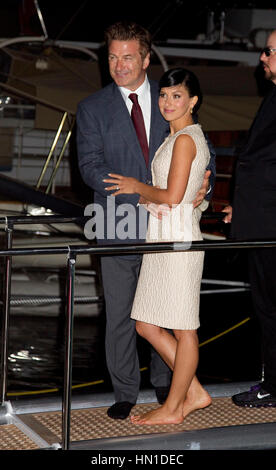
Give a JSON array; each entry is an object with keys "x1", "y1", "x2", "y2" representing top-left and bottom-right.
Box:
[{"x1": 129, "y1": 93, "x2": 149, "y2": 166}]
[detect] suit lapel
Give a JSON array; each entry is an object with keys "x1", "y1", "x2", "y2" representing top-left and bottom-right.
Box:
[
  {"x1": 109, "y1": 81, "x2": 168, "y2": 169},
  {"x1": 148, "y1": 80, "x2": 169, "y2": 165},
  {"x1": 110, "y1": 84, "x2": 148, "y2": 168}
]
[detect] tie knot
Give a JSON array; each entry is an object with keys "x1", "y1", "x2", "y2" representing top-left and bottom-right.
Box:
[{"x1": 128, "y1": 93, "x2": 139, "y2": 105}]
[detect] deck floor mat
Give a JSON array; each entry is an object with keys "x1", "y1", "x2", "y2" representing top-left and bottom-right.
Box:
[
  {"x1": 18, "y1": 397, "x2": 276, "y2": 445},
  {"x1": 0, "y1": 424, "x2": 39, "y2": 450}
]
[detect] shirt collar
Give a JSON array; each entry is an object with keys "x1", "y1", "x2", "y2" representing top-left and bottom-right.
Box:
[{"x1": 119, "y1": 76, "x2": 150, "y2": 103}]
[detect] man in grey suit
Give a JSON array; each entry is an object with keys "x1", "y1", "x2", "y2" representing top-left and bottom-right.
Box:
[{"x1": 77, "y1": 21, "x2": 215, "y2": 419}]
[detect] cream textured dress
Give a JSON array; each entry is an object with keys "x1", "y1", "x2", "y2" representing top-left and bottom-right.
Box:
[{"x1": 131, "y1": 124, "x2": 210, "y2": 330}]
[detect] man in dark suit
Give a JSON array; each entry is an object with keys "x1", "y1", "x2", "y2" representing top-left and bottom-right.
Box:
[
  {"x1": 77, "y1": 21, "x2": 216, "y2": 419},
  {"x1": 223, "y1": 30, "x2": 276, "y2": 407}
]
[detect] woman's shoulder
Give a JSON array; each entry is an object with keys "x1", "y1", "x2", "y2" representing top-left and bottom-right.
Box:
[
  {"x1": 172, "y1": 123, "x2": 201, "y2": 139},
  {"x1": 181, "y1": 123, "x2": 202, "y2": 134},
  {"x1": 171, "y1": 124, "x2": 201, "y2": 143}
]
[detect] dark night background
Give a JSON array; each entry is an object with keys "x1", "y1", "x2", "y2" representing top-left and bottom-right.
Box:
[{"x1": 1, "y1": 1, "x2": 275, "y2": 42}]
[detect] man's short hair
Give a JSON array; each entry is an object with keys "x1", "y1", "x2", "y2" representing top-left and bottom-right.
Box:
[{"x1": 104, "y1": 21, "x2": 152, "y2": 59}]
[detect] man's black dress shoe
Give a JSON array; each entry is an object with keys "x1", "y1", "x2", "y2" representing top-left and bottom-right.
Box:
[
  {"x1": 155, "y1": 386, "x2": 170, "y2": 405},
  {"x1": 107, "y1": 401, "x2": 135, "y2": 419}
]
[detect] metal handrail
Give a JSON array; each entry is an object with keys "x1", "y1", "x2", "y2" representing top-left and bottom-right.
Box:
[
  {"x1": 1, "y1": 238, "x2": 276, "y2": 258},
  {"x1": 0, "y1": 212, "x2": 225, "y2": 225},
  {"x1": 1, "y1": 213, "x2": 275, "y2": 449},
  {"x1": 36, "y1": 112, "x2": 69, "y2": 190},
  {"x1": 0, "y1": 215, "x2": 88, "y2": 225}
]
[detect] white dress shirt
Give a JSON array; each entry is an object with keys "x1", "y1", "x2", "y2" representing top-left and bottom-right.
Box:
[{"x1": 119, "y1": 76, "x2": 151, "y2": 144}]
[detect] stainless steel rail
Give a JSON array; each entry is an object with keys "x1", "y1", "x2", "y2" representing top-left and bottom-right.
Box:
[
  {"x1": 0, "y1": 214, "x2": 275, "y2": 449},
  {"x1": 0, "y1": 220, "x2": 13, "y2": 408}
]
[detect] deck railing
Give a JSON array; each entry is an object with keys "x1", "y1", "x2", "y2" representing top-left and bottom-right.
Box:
[{"x1": 1, "y1": 213, "x2": 275, "y2": 449}]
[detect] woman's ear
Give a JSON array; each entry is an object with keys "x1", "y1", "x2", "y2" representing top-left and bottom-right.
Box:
[{"x1": 191, "y1": 95, "x2": 198, "y2": 110}]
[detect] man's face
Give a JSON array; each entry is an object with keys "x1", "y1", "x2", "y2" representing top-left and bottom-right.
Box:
[
  {"x1": 108, "y1": 39, "x2": 150, "y2": 91},
  {"x1": 260, "y1": 31, "x2": 276, "y2": 84}
]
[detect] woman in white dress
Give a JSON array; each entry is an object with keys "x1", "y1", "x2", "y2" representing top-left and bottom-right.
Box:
[{"x1": 104, "y1": 68, "x2": 212, "y2": 425}]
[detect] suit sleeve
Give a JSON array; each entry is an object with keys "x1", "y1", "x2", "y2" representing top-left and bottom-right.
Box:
[
  {"x1": 193, "y1": 114, "x2": 216, "y2": 201},
  {"x1": 204, "y1": 133, "x2": 216, "y2": 201},
  {"x1": 76, "y1": 102, "x2": 140, "y2": 206}
]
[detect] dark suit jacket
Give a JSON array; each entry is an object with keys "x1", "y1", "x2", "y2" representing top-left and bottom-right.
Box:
[
  {"x1": 76, "y1": 78, "x2": 216, "y2": 244},
  {"x1": 76, "y1": 79, "x2": 168, "y2": 244},
  {"x1": 231, "y1": 84, "x2": 276, "y2": 240}
]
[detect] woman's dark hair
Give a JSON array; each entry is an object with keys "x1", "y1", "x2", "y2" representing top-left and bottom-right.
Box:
[{"x1": 159, "y1": 67, "x2": 203, "y2": 115}]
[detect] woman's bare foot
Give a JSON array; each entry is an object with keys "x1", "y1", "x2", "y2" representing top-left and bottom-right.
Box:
[
  {"x1": 182, "y1": 388, "x2": 212, "y2": 418},
  {"x1": 130, "y1": 405, "x2": 184, "y2": 425}
]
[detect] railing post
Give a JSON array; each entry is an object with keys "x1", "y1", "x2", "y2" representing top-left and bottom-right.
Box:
[
  {"x1": 45, "y1": 116, "x2": 75, "y2": 195},
  {"x1": 36, "y1": 112, "x2": 68, "y2": 190},
  {"x1": 0, "y1": 221, "x2": 13, "y2": 408},
  {"x1": 62, "y1": 250, "x2": 76, "y2": 450}
]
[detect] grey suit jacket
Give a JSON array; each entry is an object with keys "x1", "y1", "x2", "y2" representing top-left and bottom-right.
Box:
[
  {"x1": 77, "y1": 78, "x2": 216, "y2": 244},
  {"x1": 76, "y1": 79, "x2": 169, "y2": 244}
]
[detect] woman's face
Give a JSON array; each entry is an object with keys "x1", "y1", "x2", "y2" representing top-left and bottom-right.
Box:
[{"x1": 158, "y1": 84, "x2": 197, "y2": 123}]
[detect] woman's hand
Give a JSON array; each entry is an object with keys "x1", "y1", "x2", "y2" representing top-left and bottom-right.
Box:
[
  {"x1": 146, "y1": 203, "x2": 171, "y2": 220},
  {"x1": 103, "y1": 173, "x2": 139, "y2": 196}
]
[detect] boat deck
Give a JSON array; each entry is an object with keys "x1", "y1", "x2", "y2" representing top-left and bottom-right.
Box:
[{"x1": 1, "y1": 383, "x2": 276, "y2": 451}]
